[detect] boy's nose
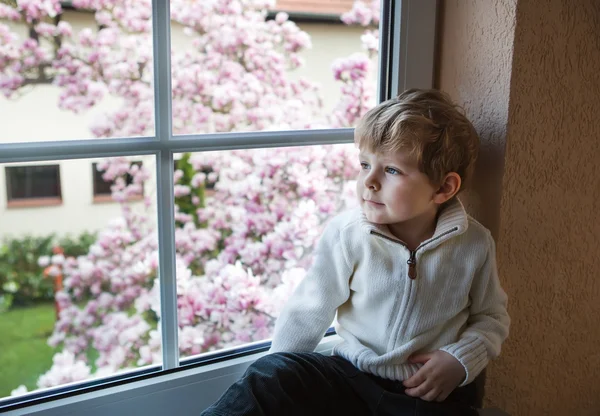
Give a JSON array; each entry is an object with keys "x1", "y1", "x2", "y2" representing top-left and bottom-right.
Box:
[{"x1": 364, "y1": 174, "x2": 380, "y2": 191}]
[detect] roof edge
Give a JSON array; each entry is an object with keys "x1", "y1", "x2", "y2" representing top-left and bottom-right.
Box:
[
  {"x1": 60, "y1": 1, "x2": 346, "y2": 24},
  {"x1": 268, "y1": 10, "x2": 344, "y2": 23}
]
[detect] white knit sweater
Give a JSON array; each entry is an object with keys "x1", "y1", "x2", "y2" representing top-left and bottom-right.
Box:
[{"x1": 270, "y1": 199, "x2": 510, "y2": 386}]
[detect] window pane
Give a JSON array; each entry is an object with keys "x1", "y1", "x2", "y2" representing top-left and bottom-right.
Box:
[
  {"x1": 169, "y1": 0, "x2": 380, "y2": 135},
  {"x1": 6, "y1": 165, "x2": 61, "y2": 200},
  {"x1": 0, "y1": 156, "x2": 159, "y2": 400},
  {"x1": 0, "y1": 2, "x2": 154, "y2": 143},
  {"x1": 173, "y1": 144, "x2": 359, "y2": 361}
]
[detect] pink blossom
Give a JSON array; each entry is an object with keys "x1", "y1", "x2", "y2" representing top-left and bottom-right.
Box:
[
  {"x1": 174, "y1": 184, "x2": 191, "y2": 197},
  {"x1": 38, "y1": 255, "x2": 50, "y2": 267},
  {"x1": 341, "y1": 0, "x2": 380, "y2": 26},
  {"x1": 0, "y1": 5, "x2": 21, "y2": 21},
  {"x1": 17, "y1": 0, "x2": 62, "y2": 23},
  {"x1": 361, "y1": 30, "x2": 379, "y2": 53},
  {"x1": 10, "y1": 385, "x2": 28, "y2": 397},
  {"x1": 37, "y1": 351, "x2": 91, "y2": 389}
]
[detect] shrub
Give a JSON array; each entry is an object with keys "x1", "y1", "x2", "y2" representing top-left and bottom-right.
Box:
[{"x1": 0, "y1": 232, "x2": 96, "y2": 311}]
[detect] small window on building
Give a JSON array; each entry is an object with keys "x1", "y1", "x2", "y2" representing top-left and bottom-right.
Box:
[
  {"x1": 5, "y1": 165, "x2": 62, "y2": 208},
  {"x1": 92, "y1": 161, "x2": 144, "y2": 203}
]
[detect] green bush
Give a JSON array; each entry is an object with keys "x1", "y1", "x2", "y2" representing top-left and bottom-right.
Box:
[
  {"x1": 174, "y1": 152, "x2": 208, "y2": 227},
  {"x1": 56, "y1": 232, "x2": 97, "y2": 258},
  {"x1": 0, "y1": 232, "x2": 96, "y2": 311}
]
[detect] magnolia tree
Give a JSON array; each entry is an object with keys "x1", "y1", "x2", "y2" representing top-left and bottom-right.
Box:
[{"x1": 0, "y1": 0, "x2": 380, "y2": 394}]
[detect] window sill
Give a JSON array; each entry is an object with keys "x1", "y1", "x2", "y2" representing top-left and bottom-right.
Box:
[
  {"x1": 1, "y1": 336, "x2": 341, "y2": 416},
  {"x1": 92, "y1": 194, "x2": 144, "y2": 204},
  {"x1": 6, "y1": 197, "x2": 62, "y2": 209}
]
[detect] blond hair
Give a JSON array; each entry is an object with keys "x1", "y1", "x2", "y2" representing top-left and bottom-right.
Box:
[{"x1": 355, "y1": 88, "x2": 479, "y2": 190}]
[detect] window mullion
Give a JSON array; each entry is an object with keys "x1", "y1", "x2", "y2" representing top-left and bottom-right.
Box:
[
  {"x1": 152, "y1": 0, "x2": 174, "y2": 143},
  {"x1": 391, "y1": 0, "x2": 437, "y2": 94},
  {"x1": 0, "y1": 130, "x2": 355, "y2": 164},
  {"x1": 0, "y1": 137, "x2": 159, "y2": 164},
  {"x1": 155, "y1": 151, "x2": 179, "y2": 371},
  {"x1": 152, "y1": 0, "x2": 179, "y2": 371},
  {"x1": 168, "y1": 128, "x2": 355, "y2": 152},
  {"x1": 377, "y1": 0, "x2": 393, "y2": 103}
]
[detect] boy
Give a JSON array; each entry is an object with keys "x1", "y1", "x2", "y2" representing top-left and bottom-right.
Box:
[{"x1": 201, "y1": 89, "x2": 510, "y2": 416}]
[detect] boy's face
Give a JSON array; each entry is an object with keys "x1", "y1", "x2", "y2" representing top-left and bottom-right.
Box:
[{"x1": 356, "y1": 148, "x2": 439, "y2": 237}]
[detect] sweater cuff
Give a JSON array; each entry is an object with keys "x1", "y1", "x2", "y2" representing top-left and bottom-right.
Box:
[{"x1": 440, "y1": 336, "x2": 488, "y2": 386}]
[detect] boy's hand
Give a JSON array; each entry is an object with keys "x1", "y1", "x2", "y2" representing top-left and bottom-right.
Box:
[{"x1": 402, "y1": 350, "x2": 466, "y2": 402}]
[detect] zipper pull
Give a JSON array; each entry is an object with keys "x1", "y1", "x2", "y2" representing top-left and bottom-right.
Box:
[{"x1": 407, "y1": 251, "x2": 417, "y2": 280}]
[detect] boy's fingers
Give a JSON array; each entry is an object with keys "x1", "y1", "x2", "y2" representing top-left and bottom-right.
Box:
[
  {"x1": 403, "y1": 370, "x2": 427, "y2": 388},
  {"x1": 405, "y1": 382, "x2": 432, "y2": 398},
  {"x1": 435, "y1": 390, "x2": 449, "y2": 402},
  {"x1": 421, "y1": 388, "x2": 440, "y2": 402}
]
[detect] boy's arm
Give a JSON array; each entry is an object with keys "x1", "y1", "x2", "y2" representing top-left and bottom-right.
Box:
[
  {"x1": 270, "y1": 222, "x2": 352, "y2": 353},
  {"x1": 439, "y1": 232, "x2": 510, "y2": 386}
]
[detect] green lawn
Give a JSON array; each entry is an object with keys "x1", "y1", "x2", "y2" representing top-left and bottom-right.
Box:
[{"x1": 0, "y1": 303, "x2": 56, "y2": 397}]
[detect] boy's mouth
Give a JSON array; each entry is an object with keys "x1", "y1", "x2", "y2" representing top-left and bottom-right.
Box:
[{"x1": 364, "y1": 198, "x2": 384, "y2": 206}]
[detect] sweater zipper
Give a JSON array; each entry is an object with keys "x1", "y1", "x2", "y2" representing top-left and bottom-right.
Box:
[
  {"x1": 407, "y1": 251, "x2": 417, "y2": 279},
  {"x1": 370, "y1": 227, "x2": 459, "y2": 280}
]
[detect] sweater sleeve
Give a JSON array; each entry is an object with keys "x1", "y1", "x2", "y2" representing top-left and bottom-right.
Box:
[
  {"x1": 269, "y1": 220, "x2": 353, "y2": 353},
  {"x1": 440, "y1": 232, "x2": 510, "y2": 386}
]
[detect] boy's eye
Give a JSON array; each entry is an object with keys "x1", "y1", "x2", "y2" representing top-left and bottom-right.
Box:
[
  {"x1": 385, "y1": 167, "x2": 401, "y2": 175},
  {"x1": 360, "y1": 162, "x2": 370, "y2": 170}
]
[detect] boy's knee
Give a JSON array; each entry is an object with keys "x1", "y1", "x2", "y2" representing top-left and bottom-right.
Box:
[
  {"x1": 250, "y1": 352, "x2": 321, "y2": 375},
  {"x1": 253, "y1": 352, "x2": 304, "y2": 368},
  {"x1": 243, "y1": 352, "x2": 305, "y2": 384}
]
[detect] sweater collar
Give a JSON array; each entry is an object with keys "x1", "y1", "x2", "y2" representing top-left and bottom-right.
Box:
[
  {"x1": 433, "y1": 198, "x2": 469, "y2": 237},
  {"x1": 359, "y1": 198, "x2": 469, "y2": 248}
]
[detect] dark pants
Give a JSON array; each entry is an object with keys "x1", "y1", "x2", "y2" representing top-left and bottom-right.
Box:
[{"x1": 200, "y1": 352, "x2": 480, "y2": 416}]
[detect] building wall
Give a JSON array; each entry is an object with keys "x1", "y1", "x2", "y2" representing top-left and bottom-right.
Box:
[
  {"x1": 438, "y1": 0, "x2": 600, "y2": 414},
  {"x1": 0, "y1": 12, "x2": 371, "y2": 238}
]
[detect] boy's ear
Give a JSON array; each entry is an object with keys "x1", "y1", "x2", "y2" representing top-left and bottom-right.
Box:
[{"x1": 433, "y1": 172, "x2": 461, "y2": 204}]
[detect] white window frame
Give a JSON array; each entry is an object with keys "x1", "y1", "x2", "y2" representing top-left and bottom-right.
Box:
[{"x1": 0, "y1": 0, "x2": 436, "y2": 414}]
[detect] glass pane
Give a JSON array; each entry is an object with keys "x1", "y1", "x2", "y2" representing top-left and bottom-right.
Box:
[
  {"x1": 0, "y1": 156, "x2": 159, "y2": 401},
  {"x1": 170, "y1": 0, "x2": 380, "y2": 135},
  {"x1": 0, "y1": 2, "x2": 154, "y2": 143},
  {"x1": 174, "y1": 144, "x2": 359, "y2": 361}
]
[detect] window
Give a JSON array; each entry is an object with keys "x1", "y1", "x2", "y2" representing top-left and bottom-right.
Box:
[
  {"x1": 5, "y1": 165, "x2": 62, "y2": 208},
  {"x1": 92, "y1": 161, "x2": 144, "y2": 202},
  {"x1": 0, "y1": 0, "x2": 436, "y2": 412}
]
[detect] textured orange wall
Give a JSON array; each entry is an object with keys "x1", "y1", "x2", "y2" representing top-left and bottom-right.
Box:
[
  {"x1": 436, "y1": 0, "x2": 516, "y2": 236},
  {"x1": 438, "y1": 0, "x2": 600, "y2": 415}
]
